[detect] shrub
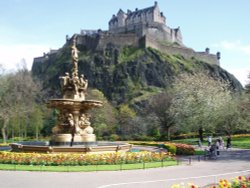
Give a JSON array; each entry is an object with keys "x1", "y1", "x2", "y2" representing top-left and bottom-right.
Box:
[
  {"x1": 163, "y1": 143, "x2": 177, "y2": 154},
  {"x1": 129, "y1": 141, "x2": 195, "y2": 155},
  {"x1": 109, "y1": 134, "x2": 120, "y2": 141},
  {"x1": 173, "y1": 143, "x2": 195, "y2": 155}
]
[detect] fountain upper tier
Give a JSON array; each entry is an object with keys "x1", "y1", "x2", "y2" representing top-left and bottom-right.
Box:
[{"x1": 47, "y1": 99, "x2": 103, "y2": 111}]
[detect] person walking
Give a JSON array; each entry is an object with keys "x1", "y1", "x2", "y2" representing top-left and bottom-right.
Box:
[
  {"x1": 207, "y1": 136, "x2": 212, "y2": 146},
  {"x1": 226, "y1": 136, "x2": 232, "y2": 149}
]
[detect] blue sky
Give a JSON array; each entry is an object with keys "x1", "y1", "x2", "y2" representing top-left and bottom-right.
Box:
[{"x1": 0, "y1": 0, "x2": 249, "y2": 86}]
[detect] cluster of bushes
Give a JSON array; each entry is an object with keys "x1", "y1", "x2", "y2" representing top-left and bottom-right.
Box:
[
  {"x1": 130, "y1": 142, "x2": 195, "y2": 155},
  {"x1": 0, "y1": 151, "x2": 174, "y2": 166}
]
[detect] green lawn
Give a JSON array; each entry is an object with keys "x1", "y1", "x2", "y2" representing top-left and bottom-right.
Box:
[
  {"x1": 171, "y1": 135, "x2": 250, "y2": 149},
  {"x1": 230, "y1": 137, "x2": 250, "y2": 149},
  {"x1": 0, "y1": 161, "x2": 177, "y2": 172}
]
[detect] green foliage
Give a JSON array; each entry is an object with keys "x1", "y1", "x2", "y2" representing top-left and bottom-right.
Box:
[
  {"x1": 109, "y1": 134, "x2": 120, "y2": 141},
  {"x1": 0, "y1": 67, "x2": 43, "y2": 142},
  {"x1": 170, "y1": 72, "x2": 233, "y2": 139},
  {"x1": 130, "y1": 141, "x2": 197, "y2": 155},
  {"x1": 118, "y1": 46, "x2": 144, "y2": 63},
  {"x1": 88, "y1": 89, "x2": 118, "y2": 139},
  {"x1": 41, "y1": 109, "x2": 58, "y2": 137},
  {"x1": 29, "y1": 105, "x2": 44, "y2": 140},
  {"x1": 162, "y1": 143, "x2": 177, "y2": 154}
]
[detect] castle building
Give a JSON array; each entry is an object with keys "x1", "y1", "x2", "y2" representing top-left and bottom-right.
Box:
[
  {"x1": 33, "y1": 2, "x2": 220, "y2": 67},
  {"x1": 108, "y1": 1, "x2": 183, "y2": 45}
]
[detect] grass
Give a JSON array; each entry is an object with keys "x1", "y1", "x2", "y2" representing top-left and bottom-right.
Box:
[
  {"x1": 0, "y1": 161, "x2": 177, "y2": 172},
  {"x1": 171, "y1": 135, "x2": 250, "y2": 149},
  {"x1": 194, "y1": 150, "x2": 205, "y2": 155},
  {"x1": 230, "y1": 137, "x2": 250, "y2": 149}
]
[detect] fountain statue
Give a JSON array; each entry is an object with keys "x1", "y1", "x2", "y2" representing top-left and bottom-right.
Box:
[
  {"x1": 10, "y1": 35, "x2": 132, "y2": 153},
  {"x1": 47, "y1": 35, "x2": 102, "y2": 146}
]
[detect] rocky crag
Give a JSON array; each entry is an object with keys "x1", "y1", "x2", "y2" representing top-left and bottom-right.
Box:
[{"x1": 32, "y1": 40, "x2": 242, "y2": 110}]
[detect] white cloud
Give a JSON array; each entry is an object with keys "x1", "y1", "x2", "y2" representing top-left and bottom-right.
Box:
[
  {"x1": 0, "y1": 44, "x2": 51, "y2": 71},
  {"x1": 226, "y1": 67, "x2": 250, "y2": 87},
  {"x1": 220, "y1": 41, "x2": 238, "y2": 50},
  {"x1": 241, "y1": 46, "x2": 250, "y2": 55},
  {"x1": 213, "y1": 40, "x2": 250, "y2": 56}
]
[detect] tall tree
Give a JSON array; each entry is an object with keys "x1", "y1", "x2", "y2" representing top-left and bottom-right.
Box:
[
  {"x1": 117, "y1": 104, "x2": 136, "y2": 140},
  {"x1": 87, "y1": 89, "x2": 118, "y2": 139},
  {"x1": 215, "y1": 97, "x2": 250, "y2": 136},
  {"x1": 170, "y1": 72, "x2": 232, "y2": 141},
  {"x1": 147, "y1": 92, "x2": 175, "y2": 140},
  {"x1": 0, "y1": 67, "x2": 41, "y2": 142},
  {"x1": 29, "y1": 105, "x2": 44, "y2": 140}
]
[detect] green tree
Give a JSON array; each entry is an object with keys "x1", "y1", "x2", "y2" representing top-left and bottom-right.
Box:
[
  {"x1": 0, "y1": 66, "x2": 41, "y2": 142},
  {"x1": 117, "y1": 104, "x2": 136, "y2": 140},
  {"x1": 29, "y1": 105, "x2": 44, "y2": 140},
  {"x1": 170, "y1": 72, "x2": 232, "y2": 141},
  {"x1": 87, "y1": 89, "x2": 118, "y2": 140},
  {"x1": 147, "y1": 92, "x2": 175, "y2": 140},
  {"x1": 41, "y1": 109, "x2": 58, "y2": 137},
  {"x1": 215, "y1": 97, "x2": 250, "y2": 136}
]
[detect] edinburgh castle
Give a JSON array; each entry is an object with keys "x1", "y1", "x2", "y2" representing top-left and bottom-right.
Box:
[{"x1": 34, "y1": 2, "x2": 220, "y2": 66}]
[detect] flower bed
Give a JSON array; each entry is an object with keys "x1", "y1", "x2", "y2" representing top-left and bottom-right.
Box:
[
  {"x1": 217, "y1": 176, "x2": 250, "y2": 188},
  {"x1": 0, "y1": 151, "x2": 174, "y2": 166},
  {"x1": 171, "y1": 175, "x2": 250, "y2": 188},
  {"x1": 130, "y1": 141, "x2": 195, "y2": 155}
]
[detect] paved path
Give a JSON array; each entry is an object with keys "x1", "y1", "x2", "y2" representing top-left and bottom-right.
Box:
[{"x1": 0, "y1": 149, "x2": 249, "y2": 188}]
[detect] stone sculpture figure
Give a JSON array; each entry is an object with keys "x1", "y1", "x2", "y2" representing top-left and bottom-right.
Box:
[
  {"x1": 79, "y1": 74, "x2": 88, "y2": 99},
  {"x1": 72, "y1": 72, "x2": 79, "y2": 97},
  {"x1": 59, "y1": 72, "x2": 70, "y2": 89},
  {"x1": 78, "y1": 114, "x2": 93, "y2": 135},
  {"x1": 71, "y1": 36, "x2": 79, "y2": 75}
]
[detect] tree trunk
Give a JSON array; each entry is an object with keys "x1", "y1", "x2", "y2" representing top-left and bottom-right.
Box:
[
  {"x1": 36, "y1": 124, "x2": 39, "y2": 141},
  {"x1": 198, "y1": 126, "x2": 203, "y2": 141},
  {"x1": 1, "y1": 119, "x2": 9, "y2": 143},
  {"x1": 166, "y1": 126, "x2": 171, "y2": 141}
]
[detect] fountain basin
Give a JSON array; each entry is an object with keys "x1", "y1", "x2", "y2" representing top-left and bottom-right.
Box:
[{"x1": 10, "y1": 141, "x2": 132, "y2": 154}]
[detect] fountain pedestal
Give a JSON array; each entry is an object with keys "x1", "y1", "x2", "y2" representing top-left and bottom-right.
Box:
[
  {"x1": 47, "y1": 99, "x2": 103, "y2": 146},
  {"x1": 50, "y1": 134, "x2": 96, "y2": 146}
]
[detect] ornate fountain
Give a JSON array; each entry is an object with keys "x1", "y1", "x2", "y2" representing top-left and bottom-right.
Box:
[
  {"x1": 47, "y1": 36, "x2": 102, "y2": 146},
  {"x1": 10, "y1": 35, "x2": 132, "y2": 153}
]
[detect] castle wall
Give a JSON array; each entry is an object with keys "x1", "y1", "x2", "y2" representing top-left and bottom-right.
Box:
[
  {"x1": 144, "y1": 36, "x2": 219, "y2": 65},
  {"x1": 33, "y1": 56, "x2": 47, "y2": 64},
  {"x1": 97, "y1": 33, "x2": 139, "y2": 49},
  {"x1": 77, "y1": 35, "x2": 100, "y2": 50},
  {"x1": 78, "y1": 33, "x2": 139, "y2": 50}
]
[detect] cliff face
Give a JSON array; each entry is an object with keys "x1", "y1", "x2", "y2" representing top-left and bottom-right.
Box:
[{"x1": 32, "y1": 44, "x2": 243, "y2": 108}]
